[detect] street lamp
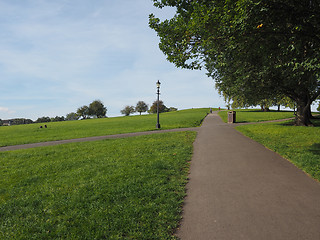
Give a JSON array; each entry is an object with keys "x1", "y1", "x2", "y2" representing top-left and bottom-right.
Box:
[{"x1": 156, "y1": 80, "x2": 161, "y2": 129}]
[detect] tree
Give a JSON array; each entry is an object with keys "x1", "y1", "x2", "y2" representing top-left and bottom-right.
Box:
[
  {"x1": 121, "y1": 105, "x2": 135, "y2": 116},
  {"x1": 135, "y1": 101, "x2": 149, "y2": 115},
  {"x1": 66, "y1": 112, "x2": 79, "y2": 121},
  {"x1": 51, "y1": 116, "x2": 65, "y2": 122},
  {"x1": 148, "y1": 100, "x2": 168, "y2": 114},
  {"x1": 88, "y1": 100, "x2": 107, "y2": 118},
  {"x1": 36, "y1": 116, "x2": 51, "y2": 123},
  {"x1": 149, "y1": 0, "x2": 320, "y2": 126},
  {"x1": 77, "y1": 105, "x2": 90, "y2": 119}
]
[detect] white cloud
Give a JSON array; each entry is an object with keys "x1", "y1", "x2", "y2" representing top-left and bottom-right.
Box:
[
  {"x1": 0, "y1": 0, "x2": 220, "y2": 120},
  {"x1": 0, "y1": 106, "x2": 15, "y2": 114}
]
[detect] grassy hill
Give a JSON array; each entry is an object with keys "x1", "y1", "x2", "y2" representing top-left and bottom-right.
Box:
[
  {"x1": 1, "y1": 108, "x2": 319, "y2": 239},
  {"x1": 0, "y1": 108, "x2": 210, "y2": 147}
]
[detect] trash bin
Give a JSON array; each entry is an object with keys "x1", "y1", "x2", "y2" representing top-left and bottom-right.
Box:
[{"x1": 228, "y1": 111, "x2": 236, "y2": 123}]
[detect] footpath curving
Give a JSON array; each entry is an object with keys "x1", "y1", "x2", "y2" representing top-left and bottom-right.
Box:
[{"x1": 176, "y1": 112, "x2": 320, "y2": 240}]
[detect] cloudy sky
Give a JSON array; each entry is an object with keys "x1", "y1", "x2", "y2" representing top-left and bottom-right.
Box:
[{"x1": 0, "y1": 0, "x2": 224, "y2": 120}]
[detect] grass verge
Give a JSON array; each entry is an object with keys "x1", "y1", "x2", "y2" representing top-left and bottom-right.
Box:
[
  {"x1": 0, "y1": 131, "x2": 196, "y2": 239},
  {"x1": 236, "y1": 118, "x2": 320, "y2": 181},
  {"x1": 218, "y1": 109, "x2": 295, "y2": 123},
  {"x1": 0, "y1": 108, "x2": 209, "y2": 147}
]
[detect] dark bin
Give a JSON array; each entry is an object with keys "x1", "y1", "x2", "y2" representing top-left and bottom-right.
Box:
[{"x1": 227, "y1": 111, "x2": 236, "y2": 123}]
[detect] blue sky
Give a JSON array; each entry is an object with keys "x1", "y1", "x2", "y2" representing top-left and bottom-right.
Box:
[{"x1": 0, "y1": 0, "x2": 224, "y2": 120}]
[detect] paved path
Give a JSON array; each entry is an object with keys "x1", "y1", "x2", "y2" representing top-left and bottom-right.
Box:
[
  {"x1": 0, "y1": 127, "x2": 199, "y2": 152},
  {"x1": 176, "y1": 112, "x2": 320, "y2": 240}
]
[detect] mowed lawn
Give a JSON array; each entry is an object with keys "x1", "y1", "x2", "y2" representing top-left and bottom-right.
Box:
[
  {"x1": 0, "y1": 108, "x2": 209, "y2": 147},
  {"x1": 218, "y1": 109, "x2": 295, "y2": 123},
  {"x1": 236, "y1": 117, "x2": 320, "y2": 181},
  {"x1": 0, "y1": 131, "x2": 196, "y2": 239}
]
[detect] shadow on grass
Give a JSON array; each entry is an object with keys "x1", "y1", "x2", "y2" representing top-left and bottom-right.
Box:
[
  {"x1": 277, "y1": 117, "x2": 320, "y2": 127},
  {"x1": 309, "y1": 143, "x2": 320, "y2": 155}
]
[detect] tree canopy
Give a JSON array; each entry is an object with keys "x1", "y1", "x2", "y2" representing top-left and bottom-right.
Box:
[
  {"x1": 135, "y1": 101, "x2": 149, "y2": 115},
  {"x1": 120, "y1": 105, "x2": 135, "y2": 116},
  {"x1": 150, "y1": 0, "x2": 320, "y2": 125},
  {"x1": 149, "y1": 100, "x2": 168, "y2": 114}
]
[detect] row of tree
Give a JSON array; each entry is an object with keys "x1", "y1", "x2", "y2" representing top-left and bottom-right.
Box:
[
  {"x1": 150, "y1": 0, "x2": 320, "y2": 126},
  {"x1": 1, "y1": 100, "x2": 179, "y2": 125},
  {"x1": 32, "y1": 100, "x2": 107, "y2": 123},
  {"x1": 120, "y1": 100, "x2": 177, "y2": 116}
]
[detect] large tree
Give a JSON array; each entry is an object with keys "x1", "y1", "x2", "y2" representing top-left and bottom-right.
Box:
[
  {"x1": 148, "y1": 100, "x2": 168, "y2": 114},
  {"x1": 135, "y1": 101, "x2": 149, "y2": 115},
  {"x1": 88, "y1": 100, "x2": 107, "y2": 118},
  {"x1": 120, "y1": 105, "x2": 135, "y2": 116},
  {"x1": 77, "y1": 105, "x2": 90, "y2": 119},
  {"x1": 149, "y1": 0, "x2": 320, "y2": 126}
]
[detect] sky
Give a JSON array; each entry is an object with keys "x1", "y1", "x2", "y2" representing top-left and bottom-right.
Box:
[{"x1": 0, "y1": 0, "x2": 225, "y2": 120}]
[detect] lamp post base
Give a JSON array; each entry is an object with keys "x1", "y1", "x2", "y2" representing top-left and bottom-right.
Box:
[{"x1": 156, "y1": 123, "x2": 161, "y2": 129}]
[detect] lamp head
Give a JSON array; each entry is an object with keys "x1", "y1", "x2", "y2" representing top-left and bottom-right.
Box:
[{"x1": 156, "y1": 80, "x2": 161, "y2": 88}]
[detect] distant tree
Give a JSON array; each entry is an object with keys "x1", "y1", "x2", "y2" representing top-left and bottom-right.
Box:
[
  {"x1": 51, "y1": 116, "x2": 65, "y2": 122},
  {"x1": 0, "y1": 119, "x2": 2, "y2": 126},
  {"x1": 317, "y1": 102, "x2": 320, "y2": 112},
  {"x1": 135, "y1": 101, "x2": 148, "y2": 115},
  {"x1": 36, "y1": 117, "x2": 51, "y2": 123},
  {"x1": 148, "y1": 100, "x2": 168, "y2": 114},
  {"x1": 88, "y1": 100, "x2": 107, "y2": 118},
  {"x1": 121, "y1": 105, "x2": 135, "y2": 116},
  {"x1": 77, "y1": 105, "x2": 90, "y2": 119},
  {"x1": 66, "y1": 112, "x2": 79, "y2": 121},
  {"x1": 168, "y1": 107, "x2": 178, "y2": 112},
  {"x1": 11, "y1": 118, "x2": 33, "y2": 125}
]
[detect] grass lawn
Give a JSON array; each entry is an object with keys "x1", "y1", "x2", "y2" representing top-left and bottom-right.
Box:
[
  {"x1": 0, "y1": 131, "x2": 196, "y2": 239},
  {"x1": 0, "y1": 108, "x2": 209, "y2": 147},
  {"x1": 236, "y1": 117, "x2": 320, "y2": 181},
  {"x1": 218, "y1": 109, "x2": 296, "y2": 123}
]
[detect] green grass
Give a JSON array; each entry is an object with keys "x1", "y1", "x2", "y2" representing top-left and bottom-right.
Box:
[
  {"x1": 0, "y1": 108, "x2": 209, "y2": 147},
  {"x1": 218, "y1": 109, "x2": 295, "y2": 123},
  {"x1": 236, "y1": 117, "x2": 320, "y2": 181},
  {"x1": 0, "y1": 131, "x2": 196, "y2": 239}
]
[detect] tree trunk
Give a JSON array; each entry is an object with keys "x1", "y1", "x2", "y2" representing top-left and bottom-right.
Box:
[
  {"x1": 295, "y1": 99, "x2": 313, "y2": 126},
  {"x1": 277, "y1": 104, "x2": 280, "y2": 111},
  {"x1": 306, "y1": 105, "x2": 315, "y2": 119}
]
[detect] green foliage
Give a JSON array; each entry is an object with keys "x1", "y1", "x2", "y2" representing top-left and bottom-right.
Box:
[
  {"x1": 0, "y1": 131, "x2": 196, "y2": 239},
  {"x1": 77, "y1": 105, "x2": 90, "y2": 119},
  {"x1": 65, "y1": 112, "x2": 79, "y2": 121},
  {"x1": 149, "y1": 0, "x2": 320, "y2": 126},
  {"x1": 36, "y1": 116, "x2": 51, "y2": 123},
  {"x1": 218, "y1": 109, "x2": 295, "y2": 123},
  {"x1": 135, "y1": 101, "x2": 149, "y2": 115},
  {"x1": 76, "y1": 100, "x2": 107, "y2": 119},
  {"x1": 120, "y1": 105, "x2": 135, "y2": 116},
  {"x1": 88, "y1": 100, "x2": 107, "y2": 118},
  {"x1": 236, "y1": 118, "x2": 320, "y2": 181},
  {"x1": 0, "y1": 108, "x2": 210, "y2": 147},
  {"x1": 148, "y1": 100, "x2": 168, "y2": 114}
]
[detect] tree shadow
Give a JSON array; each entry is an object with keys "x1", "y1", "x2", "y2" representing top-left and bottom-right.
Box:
[{"x1": 309, "y1": 143, "x2": 320, "y2": 155}]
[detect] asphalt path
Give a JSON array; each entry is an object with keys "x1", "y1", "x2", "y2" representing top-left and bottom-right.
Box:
[{"x1": 176, "y1": 112, "x2": 320, "y2": 240}]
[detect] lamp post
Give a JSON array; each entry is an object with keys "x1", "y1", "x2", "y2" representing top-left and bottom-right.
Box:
[{"x1": 156, "y1": 80, "x2": 161, "y2": 129}]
